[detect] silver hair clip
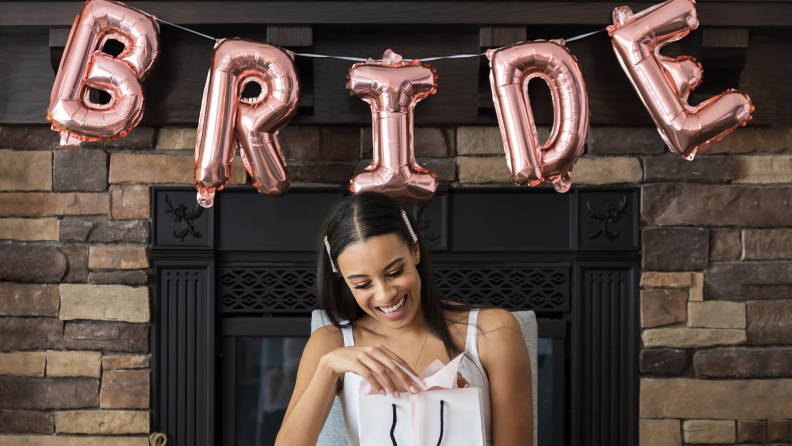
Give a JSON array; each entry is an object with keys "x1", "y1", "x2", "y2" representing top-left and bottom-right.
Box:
[
  {"x1": 324, "y1": 235, "x2": 338, "y2": 273},
  {"x1": 400, "y1": 208, "x2": 418, "y2": 243}
]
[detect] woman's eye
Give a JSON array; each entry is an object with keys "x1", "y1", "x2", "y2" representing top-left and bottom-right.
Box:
[
  {"x1": 386, "y1": 268, "x2": 404, "y2": 278},
  {"x1": 353, "y1": 282, "x2": 372, "y2": 290}
]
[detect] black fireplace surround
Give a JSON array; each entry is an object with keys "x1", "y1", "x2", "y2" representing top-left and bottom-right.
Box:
[{"x1": 150, "y1": 185, "x2": 640, "y2": 446}]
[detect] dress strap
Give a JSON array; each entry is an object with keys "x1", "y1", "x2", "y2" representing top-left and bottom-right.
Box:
[
  {"x1": 341, "y1": 324, "x2": 355, "y2": 347},
  {"x1": 465, "y1": 309, "x2": 480, "y2": 357}
]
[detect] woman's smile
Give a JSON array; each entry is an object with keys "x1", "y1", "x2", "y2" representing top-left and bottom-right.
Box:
[{"x1": 376, "y1": 294, "x2": 409, "y2": 319}]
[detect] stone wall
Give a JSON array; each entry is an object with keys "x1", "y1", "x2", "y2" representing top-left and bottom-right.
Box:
[{"x1": 1, "y1": 124, "x2": 791, "y2": 445}]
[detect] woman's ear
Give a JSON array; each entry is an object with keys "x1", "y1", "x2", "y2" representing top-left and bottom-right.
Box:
[{"x1": 411, "y1": 241, "x2": 421, "y2": 265}]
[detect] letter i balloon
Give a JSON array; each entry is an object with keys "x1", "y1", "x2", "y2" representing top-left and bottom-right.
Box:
[
  {"x1": 348, "y1": 50, "x2": 439, "y2": 203},
  {"x1": 608, "y1": 0, "x2": 753, "y2": 159},
  {"x1": 47, "y1": 0, "x2": 160, "y2": 148}
]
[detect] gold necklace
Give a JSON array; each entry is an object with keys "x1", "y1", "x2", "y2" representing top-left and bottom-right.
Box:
[{"x1": 383, "y1": 329, "x2": 430, "y2": 371}]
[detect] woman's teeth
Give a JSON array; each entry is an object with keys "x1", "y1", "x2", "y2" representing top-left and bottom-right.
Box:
[{"x1": 379, "y1": 296, "x2": 406, "y2": 314}]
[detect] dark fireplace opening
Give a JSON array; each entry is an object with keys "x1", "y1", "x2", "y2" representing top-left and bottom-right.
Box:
[{"x1": 150, "y1": 185, "x2": 640, "y2": 446}]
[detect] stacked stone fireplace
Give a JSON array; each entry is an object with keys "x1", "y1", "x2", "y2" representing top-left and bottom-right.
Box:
[{"x1": 1, "y1": 123, "x2": 791, "y2": 446}]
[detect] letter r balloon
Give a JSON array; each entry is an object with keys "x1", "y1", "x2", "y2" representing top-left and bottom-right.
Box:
[
  {"x1": 488, "y1": 40, "x2": 589, "y2": 193},
  {"x1": 194, "y1": 39, "x2": 300, "y2": 208},
  {"x1": 47, "y1": 0, "x2": 160, "y2": 148},
  {"x1": 348, "y1": 50, "x2": 439, "y2": 203},
  {"x1": 608, "y1": 0, "x2": 753, "y2": 159}
]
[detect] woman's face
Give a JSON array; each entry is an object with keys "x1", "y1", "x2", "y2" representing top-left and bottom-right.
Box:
[{"x1": 336, "y1": 233, "x2": 422, "y2": 328}]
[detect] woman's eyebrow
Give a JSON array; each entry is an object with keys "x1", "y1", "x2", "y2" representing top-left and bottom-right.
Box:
[{"x1": 345, "y1": 257, "x2": 404, "y2": 280}]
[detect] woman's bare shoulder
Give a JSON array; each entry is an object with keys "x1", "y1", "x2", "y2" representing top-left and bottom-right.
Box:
[{"x1": 305, "y1": 324, "x2": 345, "y2": 356}]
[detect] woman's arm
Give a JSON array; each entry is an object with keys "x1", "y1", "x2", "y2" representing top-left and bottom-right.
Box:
[
  {"x1": 478, "y1": 309, "x2": 534, "y2": 446},
  {"x1": 275, "y1": 326, "x2": 344, "y2": 446},
  {"x1": 275, "y1": 325, "x2": 421, "y2": 446}
]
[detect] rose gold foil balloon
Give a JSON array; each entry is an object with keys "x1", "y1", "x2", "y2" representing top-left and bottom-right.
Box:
[
  {"x1": 47, "y1": 0, "x2": 160, "y2": 148},
  {"x1": 348, "y1": 50, "x2": 439, "y2": 203},
  {"x1": 194, "y1": 38, "x2": 300, "y2": 208},
  {"x1": 488, "y1": 40, "x2": 589, "y2": 193},
  {"x1": 608, "y1": 0, "x2": 753, "y2": 159}
]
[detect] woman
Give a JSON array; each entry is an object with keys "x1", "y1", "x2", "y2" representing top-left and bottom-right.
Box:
[{"x1": 275, "y1": 192, "x2": 534, "y2": 446}]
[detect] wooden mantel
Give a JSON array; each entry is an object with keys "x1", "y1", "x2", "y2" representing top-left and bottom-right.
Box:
[
  {"x1": 1, "y1": 1, "x2": 789, "y2": 126},
  {"x1": 3, "y1": 1, "x2": 792, "y2": 27}
]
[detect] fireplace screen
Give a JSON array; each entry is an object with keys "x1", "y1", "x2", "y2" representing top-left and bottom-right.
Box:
[
  {"x1": 228, "y1": 334, "x2": 560, "y2": 446},
  {"x1": 151, "y1": 186, "x2": 640, "y2": 446}
]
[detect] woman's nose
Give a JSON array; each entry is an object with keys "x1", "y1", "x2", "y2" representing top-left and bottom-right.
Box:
[{"x1": 373, "y1": 280, "x2": 399, "y2": 303}]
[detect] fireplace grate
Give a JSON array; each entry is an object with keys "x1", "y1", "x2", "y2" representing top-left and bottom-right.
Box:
[{"x1": 217, "y1": 265, "x2": 570, "y2": 313}]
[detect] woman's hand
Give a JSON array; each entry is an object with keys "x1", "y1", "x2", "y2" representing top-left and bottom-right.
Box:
[{"x1": 320, "y1": 345, "x2": 420, "y2": 398}]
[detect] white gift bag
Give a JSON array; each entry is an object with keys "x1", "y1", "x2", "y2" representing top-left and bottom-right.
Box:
[{"x1": 357, "y1": 354, "x2": 486, "y2": 446}]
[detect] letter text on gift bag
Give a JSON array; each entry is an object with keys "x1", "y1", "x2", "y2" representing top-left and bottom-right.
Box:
[
  {"x1": 487, "y1": 40, "x2": 589, "y2": 193},
  {"x1": 47, "y1": 0, "x2": 160, "y2": 148},
  {"x1": 194, "y1": 38, "x2": 300, "y2": 208},
  {"x1": 608, "y1": 0, "x2": 753, "y2": 159},
  {"x1": 347, "y1": 50, "x2": 439, "y2": 204},
  {"x1": 357, "y1": 354, "x2": 486, "y2": 446}
]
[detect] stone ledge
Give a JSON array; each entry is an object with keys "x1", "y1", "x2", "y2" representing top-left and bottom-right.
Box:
[
  {"x1": 109, "y1": 154, "x2": 246, "y2": 184},
  {"x1": 682, "y1": 419, "x2": 735, "y2": 444},
  {"x1": 156, "y1": 128, "x2": 196, "y2": 150},
  {"x1": 100, "y1": 370, "x2": 149, "y2": 409},
  {"x1": 0, "y1": 435, "x2": 148, "y2": 446},
  {"x1": 694, "y1": 347, "x2": 792, "y2": 378},
  {"x1": 641, "y1": 289, "x2": 687, "y2": 328},
  {"x1": 642, "y1": 184, "x2": 792, "y2": 227},
  {"x1": 0, "y1": 352, "x2": 46, "y2": 377},
  {"x1": 0, "y1": 318, "x2": 63, "y2": 351},
  {"x1": 0, "y1": 218, "x2": 58, "y2": 241},
  {"x1": 0, "y1": 283, "x2": 59, "y2": 316},
  {"x1": 457, "y1": 156, "x2": 511, "y2": 183},
  {"x1": 88, "y1": 246, "x2": 149, "y2": 270},
  {"x1": 587, "y1": 127, "x2": 665, "y2": 155},
  {"x1": 639, "y1": 419, "x2": 681, "y2": 446},
  {"x1": 734, "y1": 154, "x2": 792, "y2": 183},
  {"x1": 0, "y1": 377, "x2": 98, "y2": 410},
  {"x1": 642, "y1": 327, "x2": 746, "y2": 348},
  {"x1": 640, "y1": 272, "x2": 692, "y2": 289},
  {"x1": 63, "y1": 322, "x2": 148, "y2": 353},
  {"x1": 688, "y1": 301, "x2": 746, "y2": 329},
  {"x1": 640, "y1": 378, "x2": 792, "y2": 419},
  {"x1": 743, "y1": 229, "x2": 792, "y2": 260},
  {"x1": 697, "y1": 126, "x2": 792, "y2": 154},
  {"x1": 571, "y1": 157, "x2": 643, "y2": 185},
  {"x1": 102, "y1": 354, "x2": 149, "y2": 370},
  {"x1": 0, "y1": 150, "x2": 52, "y2": 191},
  {"x1": 54, "y1": 410, "x2": 149, "y2": 434},
  {"x1": 0, "y1": 193, "x2": 108, "y2": 218},
  {"x1": 46, "y1": 351, "x2": 101, "y2": 378},
  {"x1": 110, "y1": 185, "x2": 150, "y2": 220},
  {"x1": 59, "y1": 285, "x2": 149, "y2": 323},
  {"x1": 0, "y1": 410, "x2": 54, "y2": 434}
]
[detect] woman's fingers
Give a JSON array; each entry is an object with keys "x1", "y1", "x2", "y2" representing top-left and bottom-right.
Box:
[
  {"x1": 457, "y1": 371, "x2": 469, "y2": 388},
  {"x1": 371, "y1": 348, "x2": 419, "y2": 393},
  {"x1": 359, "y1": 355, "x2": 401, "y2": 399}
]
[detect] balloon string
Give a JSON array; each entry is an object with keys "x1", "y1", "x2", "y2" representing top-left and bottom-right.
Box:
[
  {"x1": 124, "y1": 4, "x2": 607, "y2": 59},
  {"x1": 564, "y1": 28, "x2": 607, "y2": 43}
]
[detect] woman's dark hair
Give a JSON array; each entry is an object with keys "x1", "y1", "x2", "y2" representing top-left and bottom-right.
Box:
[{"x1": 317, "y1": 192, "x2": 479, "y2": 358}]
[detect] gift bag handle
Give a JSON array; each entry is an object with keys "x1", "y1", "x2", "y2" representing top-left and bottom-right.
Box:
[{"x1": 389, "y1": 400, "x2": 446, "y2": 446}]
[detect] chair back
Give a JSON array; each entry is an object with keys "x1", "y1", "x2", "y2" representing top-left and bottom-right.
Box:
[{"x1": 310, "y1": 309, "x2": 539, "y2": 446}]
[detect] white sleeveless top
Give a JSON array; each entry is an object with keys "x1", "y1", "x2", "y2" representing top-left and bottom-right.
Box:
[{"x1": 338, "y1": 309, "x2": 493, "y2": 446}]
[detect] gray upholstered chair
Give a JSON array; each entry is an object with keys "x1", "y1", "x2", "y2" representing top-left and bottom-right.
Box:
[{"x1": 310, "y1": 309, "x2": 539, "y2": 446}]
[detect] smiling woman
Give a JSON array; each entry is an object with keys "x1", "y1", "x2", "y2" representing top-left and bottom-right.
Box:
[{"x1": 274, "y1": 192, "x2": 534, "y2": 446}]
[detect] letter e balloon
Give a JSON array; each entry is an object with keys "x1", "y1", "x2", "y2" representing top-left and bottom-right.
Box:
[
  {"x1": 608, "y1": 0, "x2": 753, "y2": 159},
  {"x1": 47, "y1": 0, "x2": 160, "y2": 148},
  {"x1": 194, "y1": 39, "x2": 300, "y2": 208},
  {"x1": 488, "y1": 40, "x2": 589, "y2": 193}
]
